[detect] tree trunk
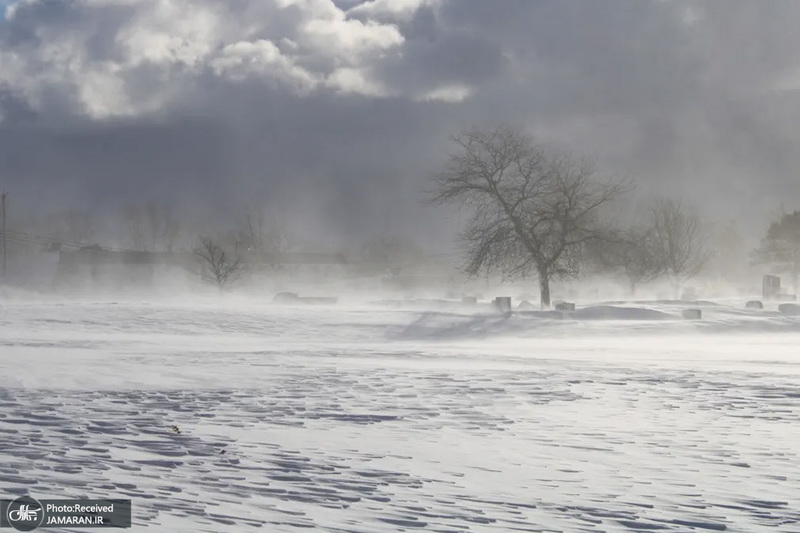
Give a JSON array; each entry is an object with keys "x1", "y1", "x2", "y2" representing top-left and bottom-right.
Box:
[
  {"x1": 672, "y1": 280, "x2": 681, "y2": 300},
  {"x1": 539, "y1": 269, "x2": 551, "y2": 309}
]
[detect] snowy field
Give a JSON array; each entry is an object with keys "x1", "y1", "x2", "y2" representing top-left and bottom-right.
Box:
[{"x1": 1, "y1": 298, "x2": 800, "y2": 532}]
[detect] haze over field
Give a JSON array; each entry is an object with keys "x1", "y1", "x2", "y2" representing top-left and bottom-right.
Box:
[
  {"x1": 2, "y1": 0, "x2": 800, "y2": 244},
  {"x1": 2, "y1": 1, "x2": 800, "y2": 532}
]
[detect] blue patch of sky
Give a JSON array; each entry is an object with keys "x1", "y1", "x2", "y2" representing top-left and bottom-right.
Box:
[{"x1": 1, "y1": 0, "x2": 19, "y2": 21}]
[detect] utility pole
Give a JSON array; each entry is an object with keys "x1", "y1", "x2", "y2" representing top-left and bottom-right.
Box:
[{"x1": 1, "y1": 192, "x2": 6, "y2": 279}]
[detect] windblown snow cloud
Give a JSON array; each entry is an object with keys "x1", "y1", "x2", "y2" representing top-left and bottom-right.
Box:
[{"x1": 1, "y1": 0, "x2": 800, "y2": 241}]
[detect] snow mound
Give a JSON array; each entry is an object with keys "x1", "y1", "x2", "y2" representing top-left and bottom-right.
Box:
[
  {"x1": 572, "y1": 305, "x2": 675, "y2": 320},
  {"x1": 399, "y1": 301, "x2": 800, "y2": 340}
]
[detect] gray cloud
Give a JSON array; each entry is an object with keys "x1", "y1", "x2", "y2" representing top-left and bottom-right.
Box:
[{"x1": 1, "y1": 0, "x2": 800, "y2": 246}]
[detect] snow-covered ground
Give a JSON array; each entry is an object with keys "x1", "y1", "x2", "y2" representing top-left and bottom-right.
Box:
[{"x1": 1, "y1": 298, "x2": 800, "y2": 532}]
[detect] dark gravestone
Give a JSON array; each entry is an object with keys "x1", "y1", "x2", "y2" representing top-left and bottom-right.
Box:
[
  {"x1": 494, "y1": 297, "x2": 512, "y2": 313},
  {"x1": 745, "y1": 300, "x2": 763, "y2": 310},
  {"x1": 554, "y1": 302, "x2": 576, "y2": 312},
  {"x1": 779, "y1": 303, "x2": 800, "y2": 316},
  {"x1": 682, "y1": 308, "x2": 702, "y2": 320}
]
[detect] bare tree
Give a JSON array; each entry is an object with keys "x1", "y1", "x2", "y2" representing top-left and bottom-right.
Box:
[
  {"x1": 63, "y1": 210, "x2": 96, "y2": 244},
  {"x1": 751, "y1": 209, "x2": 800, "y2": 292},
  {"x1": 124, "y1": 205, "x2": 146, "y2": 251},
  {"x1": 238, "y1": 205, "x2": 291, "y2": 270},
  {"x1": 141, "y1": 201, "x2": 182, "y2": 252},
  {"x1": 162, "y1": 205, "x2": 181, "y2": 253},
  {"x1": 708, "y1": 221, "x2": 749, "y2": 283},
  {"x1": 41, "y1": 210, "x2": 95, "y2": 245},
  {"x1": 589, "y1": 226, "x2": 661, "y2": 295},
  {"x1": 649, "y1": 197, "x2": 711, "y2": 297},
  {"x1": 193, "y1": 236, "x2": 245, "y2": 289},
  {"x1": 242, "y1": 205, "x2": 267, "y2": 252},
  {"x1": 359, "y1": 234, "x2": 429, "y2": 276},
  {"x1": 430, "y1": 126, "x2": 628, "y2": 307},
  {"x1": 146, "y1": 201, "x2": 164, "y2": 251}
]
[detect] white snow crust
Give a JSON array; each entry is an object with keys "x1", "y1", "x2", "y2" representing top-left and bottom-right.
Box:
[{"x1": 1, "y1": 298, "x2": 799, "y2": 532}]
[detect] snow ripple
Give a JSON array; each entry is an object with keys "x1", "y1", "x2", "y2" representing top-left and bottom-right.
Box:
[{"x1": 1, "y1": 302, "x2": 799, "y2": 531}]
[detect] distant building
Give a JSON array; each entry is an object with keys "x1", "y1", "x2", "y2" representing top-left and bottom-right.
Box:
[{"x1": 55, "y1": 249, "x2": 349, "y2": 291}]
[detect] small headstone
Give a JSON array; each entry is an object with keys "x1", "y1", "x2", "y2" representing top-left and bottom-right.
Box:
[
  {"x1": 745, "y1": 300, "x2": 763, "y2": 310},
  {"x1": 493, "y1": 297, "x2": 512, "y2": 313},
  {"x1": 763, "y1": 275, "x2": 781, "y2": 300},
  {"x1": 778, "y1": 303, "x2": 800, "y2": 316},
  {"x1": 517, "y1": 300, "x2": 535, "y2": 310},
  {"x1": 682, "y1": 308, "x2": 702, "y2": 320},
  {"x1": 273, "y1": 292, "x2": 299, "y2": 303},
  {"x1": 298, "y1": 296, "x2": 339, "y2": 305},
  {"x1": 554, "y1": 301, "x2": 576, "y2": 312},
  {"x1": 461, "y1": 296, "x2": 478, "y2": 305}
]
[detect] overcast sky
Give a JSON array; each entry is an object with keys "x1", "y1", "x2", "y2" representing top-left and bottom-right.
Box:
[{"x1": 2, "y1": 0, "x2": 800, "y2": 245}]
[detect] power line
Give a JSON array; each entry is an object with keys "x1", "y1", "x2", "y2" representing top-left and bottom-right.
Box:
[
  {"x1": 1, "y1": 192, "x2": 6, "y2": 279},
  {"x1": 0, "y1": 229, "x2": 126, "y2": 252}
]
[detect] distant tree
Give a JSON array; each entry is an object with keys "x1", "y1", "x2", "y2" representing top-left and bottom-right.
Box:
[
  {"x1": 62, "y1": 210, "x2": 96, "y2": 244},
  {"x1": 145, "y1": 202, "x2": 163, "y2": 251},
  {"x1": 707, "y1": 221, "x2": 750, "y2": 283},
  {"x1": 430, "y1": 125, "x2": 628, "y2": 307},
  {"x1": 162, "y1": 205, "x2": 181, "y2": 253},
  {"x1": 591, "y1": 226, "x2": 661, "y2": 295},
  {"x1": 239, "y1": 205, "x2": 290, "y2": 256},
  {"x1": 193, "y1": 236, "x2": 245, "y2": 289},
  {"x1": 124, "y1": 205, "x2": 146, "y2": 251},
  {"x1": 751, "y1": 210, "x2": 800, "y2": 292},
  {"x1": 141, "y1": 201, "x2": 182, "y2": 252},
  {"x1": 39, "y1": 210, "x2": 95, "y2": 245},
  {"x1": 241, "y1": 205, "x2": 267, "y2": 253},
  {"x1": 359, "y1": 235, "x2": 429, "y2": 276},
  {"x1": 648, "y1": 198, "x2": 711, "y2": 297}
]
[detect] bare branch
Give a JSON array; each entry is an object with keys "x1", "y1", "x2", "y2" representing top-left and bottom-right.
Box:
[
  {"x1": 648, "y1": 197, "x2": 712, "y2": 293},
  {"x1": 192, "y1": 236, "x2": 245, "y2": 289},
  {"x1": 429, "y1": 125, "x2": 630, "y2": 306}
]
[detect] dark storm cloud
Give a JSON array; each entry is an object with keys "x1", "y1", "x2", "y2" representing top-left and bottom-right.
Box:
[
  {"x1": 377, "y1": 28, "x2": 508, "y2": 92},
  {"x1": 1, "y1": 0, "x2": 800, "y2": 245}
]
